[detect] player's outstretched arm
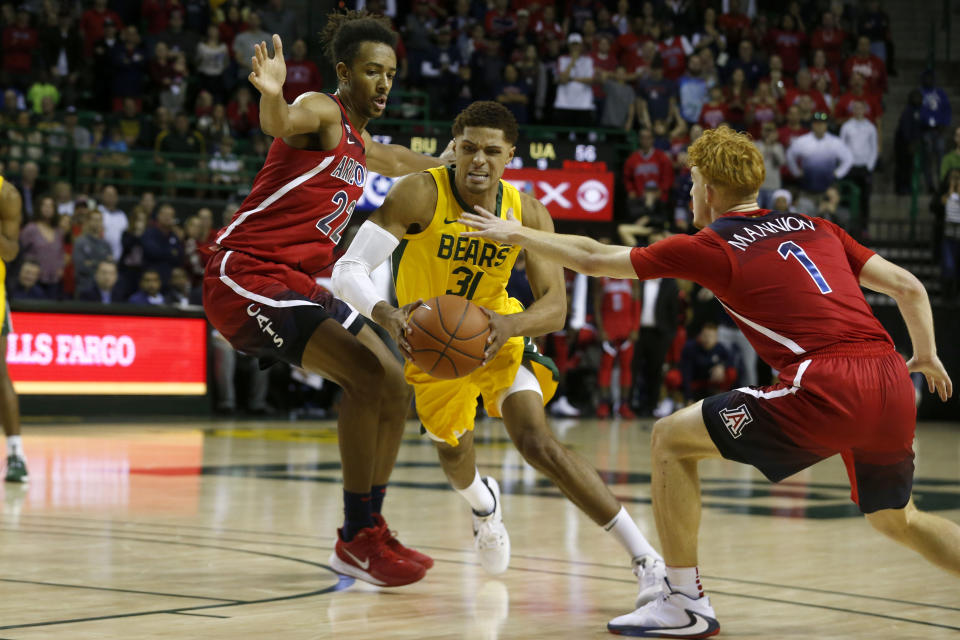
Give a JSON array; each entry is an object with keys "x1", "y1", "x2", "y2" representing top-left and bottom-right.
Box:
[
  {"x1": 250, "y1": 35, "x2": 334, "y2": 138},
  {"x1": 363, "y1": 134, "x2": 456, "y2": 177},
  {"x1": 460, "y1": 206, "x2": 636, "y2": 278},
  {"x1": 0, "y1": 180, "x2": 23, "y2": 262},
  {"x1": 331, "y1": 173, "x2": 437, "y2": 356},
  {"x1": 859, "y1": 254, "x2": 953, "y2": 401}
]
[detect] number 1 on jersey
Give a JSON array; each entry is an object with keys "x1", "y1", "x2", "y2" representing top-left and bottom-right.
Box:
[{"x1": 777, "y1": 241, "x2": 832, "y2": 294}]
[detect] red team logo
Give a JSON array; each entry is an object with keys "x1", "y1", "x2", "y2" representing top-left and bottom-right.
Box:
[{"x1": 719, "y1": 404, "x2": 753, "y2": 439}]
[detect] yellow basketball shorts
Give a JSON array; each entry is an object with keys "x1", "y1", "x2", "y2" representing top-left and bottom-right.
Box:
[{"x1": 405, "y1": 336, "x2": 559, "y2": 446}]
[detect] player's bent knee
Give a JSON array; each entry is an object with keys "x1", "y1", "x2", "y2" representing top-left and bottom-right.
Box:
[{"x1": 340, "y1": 348, "x2": 386, "y2": 397}]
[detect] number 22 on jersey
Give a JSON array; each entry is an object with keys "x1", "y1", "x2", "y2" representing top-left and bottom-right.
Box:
[
  {"x1": 316, "y1": 190, "x2": 355, "y2": 244},
  {"x1": 778, "y1": 240, "x2": 832, "y2": 294}
]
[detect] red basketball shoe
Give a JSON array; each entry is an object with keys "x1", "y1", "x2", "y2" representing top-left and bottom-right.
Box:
[
  {"x1": 373, "y1": 514, "x2": 434, "y2": 569},
  {"x1": 618, "y1": 403, "x2": 636, "y2": 420},
  {"x1": 330, "y1": 523, "x2": 426, "y2": 587},
  {"x1": 596, "y1": 402, "x2": 612, "y2": 419}
]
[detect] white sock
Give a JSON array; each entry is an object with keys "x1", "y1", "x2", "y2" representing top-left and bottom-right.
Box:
[
  {"x1": 603, "y1": 506, "x2": 661, "y2": 563},
  {"x1": 456, "y1": 469, "x2": 496, "y2": 516},
  {"x1": 6, "y1": 435, "x2": 23, "y2": 458},
  {"x1": 666, "y1": 565, "x2": 704, "y2": 599}
]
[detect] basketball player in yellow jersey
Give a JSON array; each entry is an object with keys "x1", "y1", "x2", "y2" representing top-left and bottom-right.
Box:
[
  {"x1": 0, "y1": 177, "x2": 26, "y2": 483},
  {"x1": 333, "y1": 102, "x2": 667, "y2": 603}
]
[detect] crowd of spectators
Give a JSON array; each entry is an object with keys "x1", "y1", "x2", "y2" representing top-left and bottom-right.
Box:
[{"x1": 0, "y1": 0, "x2": 954, "y2": 416}]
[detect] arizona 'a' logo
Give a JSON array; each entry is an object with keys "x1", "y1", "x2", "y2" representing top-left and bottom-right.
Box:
[{"x1": 719, "y1": 404, "x2": 752, "y2": 439}]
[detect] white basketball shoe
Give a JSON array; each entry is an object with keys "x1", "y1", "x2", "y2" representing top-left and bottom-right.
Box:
[
  {"x1": 633, "y1": 554, "x2": 667, "y2": 607},
  {"x1": 472, "y1": 476, "x2": 510, "y2": 575},
  {"x1": 608, "y1": 586, "x2": 720, "y2": 638}
]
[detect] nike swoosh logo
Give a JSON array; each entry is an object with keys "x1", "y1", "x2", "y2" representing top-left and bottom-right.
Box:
[
  {"x1": 342, "y1": 547, "x2": 370, "y2": 570},
  {"x1": 346, "y1": 137, "x2": 357, "y2": 145},
  {"x1": 648, "y1": 610, "x2": 717, "y2": 637},
  {"x1": 443, "y1": 217, "x2": 460, "y2": 224}
]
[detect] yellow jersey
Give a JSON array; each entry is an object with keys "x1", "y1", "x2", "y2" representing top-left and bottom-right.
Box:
[{"x1": 393, "y1": 166, "x2": 523, "y2": 315}]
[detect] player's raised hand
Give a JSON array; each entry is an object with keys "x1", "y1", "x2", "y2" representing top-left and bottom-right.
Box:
[
  {"x1": 248, "y1": 34, "x2": 286, "y2": 98},
  {"x1": 906, "y1": 354, "x2": 953, "y2": 402},
  {"x1": 460, "y1": 206, "x2": 522, "y2": 244}
]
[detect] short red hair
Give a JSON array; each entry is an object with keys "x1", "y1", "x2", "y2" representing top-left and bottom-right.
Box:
[{"x1": 687, "y1": 126, "x2": 765, "y2": 198}]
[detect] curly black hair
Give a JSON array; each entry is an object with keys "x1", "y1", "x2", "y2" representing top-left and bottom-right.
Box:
[
  {"x1": 319, "y1": 10, "x2": 398, "y2": 67},
  {"x1": 451, "y1": 101, "x2": 519, "y2": 145}
]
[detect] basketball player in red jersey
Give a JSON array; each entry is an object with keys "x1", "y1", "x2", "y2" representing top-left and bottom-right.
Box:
[
  {"x1": 202, "y1": 11, "x2": 454, "y2": 588},
  {"x1": 461, "y1": 126, "x2": 958, "y2": 637},
  {"x1": 593, "y1": 275, "x2": 641, "y2": 419}
]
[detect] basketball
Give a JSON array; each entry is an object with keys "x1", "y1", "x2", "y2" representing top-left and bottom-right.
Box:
[{"x1": 406, "y1": 295, "x2": 491, "y2": 379}]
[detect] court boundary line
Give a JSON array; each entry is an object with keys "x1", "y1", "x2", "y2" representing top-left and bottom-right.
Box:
[
  {"x1": 0, "y1": 526, "x2": 349, "y2": 631},
  {"x1": 7, "y1": 515, "x2": 959, "y2": 618}
]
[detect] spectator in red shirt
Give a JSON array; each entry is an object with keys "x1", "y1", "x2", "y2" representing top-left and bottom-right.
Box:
[
  {"x1": 534, "y1": 4, "x2": 564, "y2": 50},
  {"x1": 844, "y1": 35, "x2": 887, "y2": 95},
  {"x1": 746, "y1": 80, "x2": 781, "y2": 139},
  {"x1": 766, "y1": 13, "x2": 807, "y2": 75},
  {"x1": 699, "y1": 86, "x2": 729, "y2": 130},
  {"x1": 724, "y1": 67, "x2": 749, "y2": 131},
  {"x1": 142, "y1": 0, "x2": 172, "y2": 35},
  {"x1": 717, "y1": 0, "x2": 751, "y2": 50},
  {"x1": 218, "y1": 5, "x2": 246, "y2": 58},
  {"x1": 624, "y1": 128, "x2": 674, "y2": 202},
  {"x1": 484, "y1": 0, "x2": 516, "y2": 40},
  {"x1": 810, "y1": 10, "x2": 846, "y2": 70},
  {"x1": 2, "y1": 7, "x2": 37, "y2": 91},
  {"x1": 834, "y1": 72, "x2": 883, "y2": 125},
  {"x1": 283, "y1": 39, "x2": 323, "y2": 103},
  {"x1": 227, "y1": 85, "x2": 259, "y2": 137},
  {"x1": 614, "y1": 15, "x2": 649, "y2": 68},
  {"x1": 779, "y1": 104, "x2": 809, "y2": 148},
  {"x1": 809, "y1": 49, "x2": 840, "y2": 96},
  {"x1": 782, "y1": 68, "x2": 829, "y2": 115},
  {"x1": 658, "y1": 20, "x2": 692, "y2": 81},
  {"x1": 81, "y1": 0, "x2": 123, "y2": 56}
]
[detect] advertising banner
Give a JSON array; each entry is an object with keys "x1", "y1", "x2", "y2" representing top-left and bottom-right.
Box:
[{"x1": 7, "y1": 312, "x2": 207, "y2": 395}]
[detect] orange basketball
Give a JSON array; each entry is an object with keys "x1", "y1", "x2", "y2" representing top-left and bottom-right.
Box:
[{"x1": 406, "y1": 295, "x2": 491, "y2": 379}]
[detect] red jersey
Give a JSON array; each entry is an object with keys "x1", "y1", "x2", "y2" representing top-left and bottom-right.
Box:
[
  {"x1": 630, "y1": 210, "x2": 891, "y2": 371},
  {"x1": 215, "y1": 95, "x2": 366, "y2": 277},
  {"x1": 808, "y1": 66, "x2": 840, "y2": 97},
  {"x1": 810, "y1": 26, "x2": 846, "y2": 68},
  {"x1": 834, "y1": 92, "x2": 883, "y2": 123},
  {"x1": 623, "y1": 148, "x2": 674, "y2": 201},
  {"x1": 699, "y1": 102, "x2": 728, "y2": 129},
  {"x1": 781, "y1": 87, "x2": 829, "y2": 114},
  {"x1": 658, "y1": 37, "x2": 688, "y2": 80},
  {"x1": 767, "y1": 28, "x2": 807, "y2": 74},
  {"x1": 599, "y1": 277, "x2": 640, "y2": 331},
  {"x1": 843, "y1": 55, "x2": 887, "y2": 94}
]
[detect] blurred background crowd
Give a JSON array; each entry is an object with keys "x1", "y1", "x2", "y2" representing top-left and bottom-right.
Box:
[{"x1": 0, "y1": 0, "x2": 954, "y2": 417}]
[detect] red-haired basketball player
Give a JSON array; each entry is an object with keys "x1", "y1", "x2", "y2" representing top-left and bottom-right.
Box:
[
  {"x1": 461, "y1": 125, "x2": 958, "y2": 637},
  {"x1": 202, "y1": 11, "x2": 454, "y2": 588}
]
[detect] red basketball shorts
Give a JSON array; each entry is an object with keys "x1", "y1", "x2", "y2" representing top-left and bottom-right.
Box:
[
  {"x1": 202, "y1": 249, "x2": 364, "y2": 366},
  {"x1": 702, "y1": 343, "x2": 916, "y2": 513}
]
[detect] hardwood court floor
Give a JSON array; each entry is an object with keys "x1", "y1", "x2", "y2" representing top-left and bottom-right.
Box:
[{"x1": 0, "y1": 417, "x2": 958, "y2": 639}]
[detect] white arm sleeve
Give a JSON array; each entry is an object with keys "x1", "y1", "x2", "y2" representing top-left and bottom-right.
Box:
[{"x1": 331, "y1": 220, "x2": 400, "y2": 319}]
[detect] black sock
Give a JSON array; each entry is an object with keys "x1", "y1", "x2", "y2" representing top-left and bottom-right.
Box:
[
  {"x1": 342, "y1": 489, "x2": 374, "y2": 542},
  {"x1": 370, "y1": 484, "x2": 387, "y2": 515}
]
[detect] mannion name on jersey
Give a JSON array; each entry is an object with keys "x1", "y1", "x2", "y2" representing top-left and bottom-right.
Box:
[{"x1": 723, "y1": 215, "x2": 816, "y2": 252}]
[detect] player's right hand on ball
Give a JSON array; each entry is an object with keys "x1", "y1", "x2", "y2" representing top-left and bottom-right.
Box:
[{"x1": 373, "y1": 300, "x2": 423, "y2": 361}]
